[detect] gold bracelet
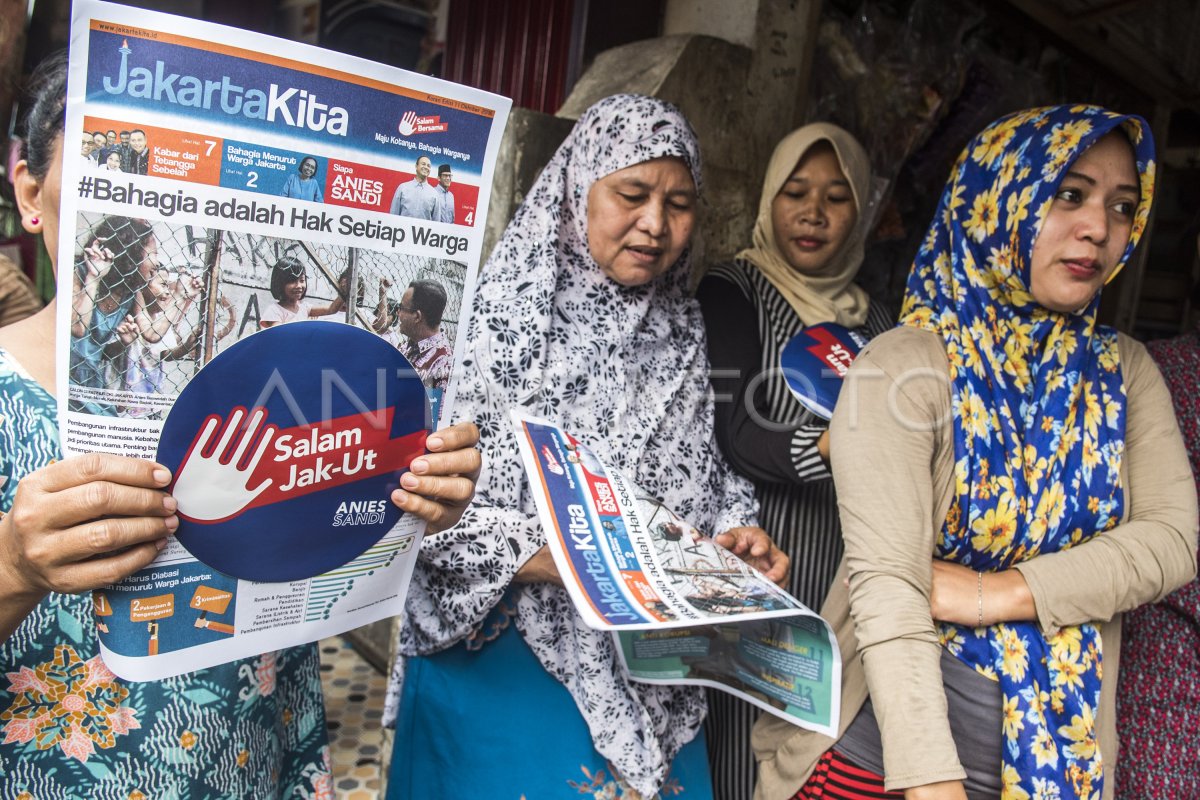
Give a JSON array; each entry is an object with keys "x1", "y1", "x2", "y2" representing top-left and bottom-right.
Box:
[{"x1": 977, "y1": 571, "x2": 984, "y2": 628}]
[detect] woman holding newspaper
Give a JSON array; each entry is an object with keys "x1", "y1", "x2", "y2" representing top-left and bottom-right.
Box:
[
  {"x1": 753, "y1": 107, "x2": 1198, "y2": 799},
  {"x1": 388, "y1": 94, "x2": 787, "y2": 799},
  {"x1": 0, "y1": 55, "x2": 481, "y2": 799}
]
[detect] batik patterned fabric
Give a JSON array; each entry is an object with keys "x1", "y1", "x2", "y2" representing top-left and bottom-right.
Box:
[
  {"x1": 1115, "y1": 327, "x2": 1200, "y2": 799},
  {"x1": 393, "y1": 93, "x2": 759, "y2": 798},
  {"x1": 0, "y1": 350, "x2": 331, "y2": 799},
  {"x1": 899, "y1": 106, "x2": 1156, "y2": 799}
]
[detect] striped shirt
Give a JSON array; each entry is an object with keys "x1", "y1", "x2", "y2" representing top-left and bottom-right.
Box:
[{"x1": 696, "y1": 259, "x2": 894, "y2": 800}]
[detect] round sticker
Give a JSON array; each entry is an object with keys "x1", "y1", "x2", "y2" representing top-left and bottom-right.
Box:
[
  {"x1": 157, "y1": 322, "x2": 430, "y2": 582},
  {"x1": 779, "y1": 322, "x2": 866, "y2": 420}
]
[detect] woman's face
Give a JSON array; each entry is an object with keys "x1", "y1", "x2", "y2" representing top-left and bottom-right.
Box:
[
  {"x1": 770, "y1": 142, "x2": 857, "y2": 275},
  {"x1": 586, "y1": 156, "x2": 696, "y2": 287},
  {"x1": 106, "y1": 151, "x2": 121, "y2": 170},
  {"x1": 300, "y1": 158, "x2": 317, "y2": 179},
  {"x1": 1029, "y1": 132, "x2": 1139, "y2": 313}
]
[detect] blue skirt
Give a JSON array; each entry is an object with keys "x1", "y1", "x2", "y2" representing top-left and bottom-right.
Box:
[{"x1": 388, "y1": 617, "x2": 713, "y2": 798}]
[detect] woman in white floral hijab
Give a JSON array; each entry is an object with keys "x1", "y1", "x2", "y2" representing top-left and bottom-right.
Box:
[{"x1": 384, "y1": 94, "x2": 786, "y2": 799}]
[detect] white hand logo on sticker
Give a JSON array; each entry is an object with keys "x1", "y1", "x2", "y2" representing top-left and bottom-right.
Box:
[
  {"x1": 173, "y1": 407, "x2": 275, "y2": 521},
  {"x1": 398, "y1": 110, "x2": 417, "y2": 136}
]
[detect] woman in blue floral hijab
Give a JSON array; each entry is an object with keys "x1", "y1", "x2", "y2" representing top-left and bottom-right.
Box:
[
  {"x1": 753, "y1": 105, "x2": 1197, "y2": 800},
  {"x1": 900, "y1": 106, "x2": 1165, "y2": 799}
]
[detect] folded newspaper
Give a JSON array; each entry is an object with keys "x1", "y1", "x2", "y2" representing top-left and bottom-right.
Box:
[{"x1": 512, "y1": 411, "x2": 841, "y2": 734}]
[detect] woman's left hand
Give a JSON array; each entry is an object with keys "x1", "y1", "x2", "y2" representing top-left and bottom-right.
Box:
[
  {"x1": 715, "y1": 526, "x2": 789, "y2": 587},
  {"x1": 391, "y1": 421, "x2": 481, "y2": 534}
]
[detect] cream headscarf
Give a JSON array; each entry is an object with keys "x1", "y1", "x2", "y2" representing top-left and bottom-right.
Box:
[{"x1": 737, "y1": 122, "x2": 873, "y2": 327}]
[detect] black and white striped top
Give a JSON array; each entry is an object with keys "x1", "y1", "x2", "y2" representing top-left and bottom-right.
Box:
[
  {"x1": 696, "y1": 259, "x2": 895, "y2": 800},
  {"x1": 698, "y1": 259, "x2": 894, "y2": 607}
]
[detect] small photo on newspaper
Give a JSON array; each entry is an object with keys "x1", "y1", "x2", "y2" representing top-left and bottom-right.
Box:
[{"x1": 511, "y1": 411, "x2": 841, "y2": 735}]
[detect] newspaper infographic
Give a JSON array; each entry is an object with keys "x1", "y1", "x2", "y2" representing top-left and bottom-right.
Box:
[
  {"x1": 511, "y1": 411, "x2": 841, "y2": 733},
  {"x1": 57, "y1": 1, "x2": 510, "y2": 679}
]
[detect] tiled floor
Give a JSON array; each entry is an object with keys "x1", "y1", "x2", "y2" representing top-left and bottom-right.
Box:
[{"x1": 319, "y1": 636, "x2": 390, "y2": 799}]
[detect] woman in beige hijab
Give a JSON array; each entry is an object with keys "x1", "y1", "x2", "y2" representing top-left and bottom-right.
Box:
[{"x1": 696, "y1": 123, "x2": 892, "y2": 800}]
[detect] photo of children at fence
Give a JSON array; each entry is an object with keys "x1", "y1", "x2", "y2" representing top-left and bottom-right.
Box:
[
  {"x1": 67, "y1": 217, "x2": 293, "y2": 419},
  {"x1": 637, "y1": 489, "x2": 797, "y2": 616},
  {"x1": 68, "y1": 218, "x2": 473, "y2": 420},
  {"x1": 120, "y1": 272, "x2": 235, "y2": 419},
  {"x1": 68, "y1": 215, "x2": 208, "y2": 416}
]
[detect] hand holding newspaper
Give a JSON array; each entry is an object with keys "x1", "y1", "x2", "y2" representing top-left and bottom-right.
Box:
[{"x1": 511, "y1": 410, "x2": 841, "y2": 734}]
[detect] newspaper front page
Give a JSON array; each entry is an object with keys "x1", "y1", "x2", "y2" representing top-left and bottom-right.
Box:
[
  {"x1": 512, "y1": 411, "x2": 841, "y2": 734},
  {"x1": 57, "y1": 0, "x2": 510, "y2": 679}
]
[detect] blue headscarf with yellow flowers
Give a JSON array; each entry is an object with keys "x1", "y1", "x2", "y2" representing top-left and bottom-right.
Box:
[{"x1": 900, "y1": 105, "x2": 1155, "y2": 798}]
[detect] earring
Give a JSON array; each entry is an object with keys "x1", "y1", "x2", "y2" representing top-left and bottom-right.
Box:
[{"x1": 29, "y1": 216, "x2": 40, "y2": 227}]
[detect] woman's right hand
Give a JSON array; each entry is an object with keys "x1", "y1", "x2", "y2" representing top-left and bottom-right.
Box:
[
  {"x1": 513, "y1": 545, "x2": 563, "y2": 587},
  {"x1": 0, "y1": 454, "x2": 178, "y2": 601},
  {"x1": 904, "y1": 781, "x2": 968, "y2": 800}
]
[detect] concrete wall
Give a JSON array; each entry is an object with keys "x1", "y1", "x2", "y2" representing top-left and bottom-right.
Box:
[
  {"x1": 662, "y1": 0, "x2": 758, "y2": 48},
  {"x1": 481, "y1": 109, "x2": 575, "y2": 262},
  {"x1": 473, "y1": 1, "x2": 822, "y2": 271}
]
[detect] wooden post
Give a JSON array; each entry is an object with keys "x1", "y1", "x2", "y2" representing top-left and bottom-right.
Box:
[
  {"x1": 201, "y1": 230, "x2": 224, "y2": 365},
  {"x1": 745, "y1": 0, "x2": 824, "y2": 168},
  {"x1": 0, "y1": 0, "x2": 27, "y2": 149}
]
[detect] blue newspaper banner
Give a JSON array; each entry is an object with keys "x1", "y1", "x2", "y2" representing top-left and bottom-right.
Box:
[
  {"x1": 779, "y1": 323, "x2": 867, "y2": 420},
  {"x1": 157, "y1": 322, "x2": 430, "y2": 582},
  {"x1": 84, "y1": 28, "x2": 494, "y2": 160}
]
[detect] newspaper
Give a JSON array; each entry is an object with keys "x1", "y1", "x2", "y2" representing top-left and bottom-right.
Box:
[
  {"x1": 58, "y1": 0, "x2": 510, "y2": 680},
  {"x1": 511, "y1": 411, "x2": 841, "y2": 733}
]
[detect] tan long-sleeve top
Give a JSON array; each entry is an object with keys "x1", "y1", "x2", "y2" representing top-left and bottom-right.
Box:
[{"x1": 753, "y1": 326, "x2": 1198, "y2": 799}]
